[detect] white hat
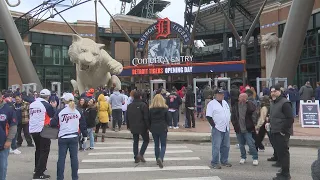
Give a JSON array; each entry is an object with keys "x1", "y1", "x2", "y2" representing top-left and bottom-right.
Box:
[
  {"x1": 62, "y1": 93, "x2": 74, "y2": 101},
  {"x1": 40, "y1": 89, "x2": 51, "y2": 96}
]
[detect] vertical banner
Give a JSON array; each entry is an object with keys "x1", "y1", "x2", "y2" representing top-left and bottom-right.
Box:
[{"x1": 299, "y1": 100, "x2": 320, "y2": 128}]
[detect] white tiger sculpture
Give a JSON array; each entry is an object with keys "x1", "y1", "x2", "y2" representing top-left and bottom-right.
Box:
[
  {"x1": 261, "y1": 32, "x2": 279, "y2": 78},
  {"x1": 68, "y1": 34, "x2": 123, "y2": 94}
]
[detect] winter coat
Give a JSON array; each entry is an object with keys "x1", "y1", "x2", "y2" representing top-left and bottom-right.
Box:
[
  {"x1": 126, "y1": 99, "x2": 150, "y2": 134},
  {"x1": 84, "y1": 107, "x2": 97, "y2": 128},
  {"x1": 299, "y1": 85, "x2": 314, "y2": 101},
  {"x1": 97, "y1": 94, "x2": 112, "y2": 123},
  {"x1": 185, "y1": 89, "x2": 195, "y2": 108},
  {"x1": 149, "y1": 107, "x2": 170, "y2": 134},
  {"x1": 231, "y1": 101, "x2": 256, "y2": 134},
  {"x1": 166, "y1": 93, "x2": 182, "y2": 110},
  {"x1": 315, "y1": 86, "x2": 320, "y2": 100},
  {"x1": 286, "y1": 88, "x2": 299, "y2": 102}
]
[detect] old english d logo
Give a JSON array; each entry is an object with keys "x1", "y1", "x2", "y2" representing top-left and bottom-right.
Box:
[{"x1": 156, "y1": 18, "x2": 171, "y2": 39}]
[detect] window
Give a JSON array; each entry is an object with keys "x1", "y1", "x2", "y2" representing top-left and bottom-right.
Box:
[
  {"x1": 62, "y1": 46, "x2": 71, "y2": 65},
  {"x1": 0, "y1": 41, "x2": 7, "y2": 63},
  {"x1": 307, "y1": 16, "x2": 314, "y2": 30},
  {"x1": 52, "y1": 47, "x2": 61, "y2": 65},
  {"x1": 30, "y1": 44, "x2": 43, "y2": 65},
  {"x1": 316, "y1": 13, "x2": 320, "y2": 28},
  {"x1": 43, "y1": 45, "x2": 52, "y2": 65},
  {"x1": 307, "y1": 30, "x2": 317, "y2": 57},
  {"x1": 278, "y1": 23, "x2": 286, "y2": 38}
]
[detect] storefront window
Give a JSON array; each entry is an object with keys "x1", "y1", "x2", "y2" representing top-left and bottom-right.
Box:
[{"x1": 315, "y1": 13, "x2": 320, "y2": 28}]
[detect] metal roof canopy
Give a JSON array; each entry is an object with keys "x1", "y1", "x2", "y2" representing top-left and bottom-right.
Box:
[
  {"x1": 195, "y1": 0, "x2": 278, "y2": 33},
  {"x1": 126, "y1": 0, "x2": 170, "y2": 18}
]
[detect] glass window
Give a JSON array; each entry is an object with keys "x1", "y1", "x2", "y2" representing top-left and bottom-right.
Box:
[
  {"x1": 316, "y1": 13, "x2": 320, "y2": 28},
  {"x1": 52, "y1": 46, "x2": 61, "y2": 65},
  {"x1": 307, "y1": 30, "x2": 317, "y2": 57},
  {"x1": 307, "y1": 16, "x2": 314, "y2": 30},
  {"x1": 278, "y1": 23, "x2": 285, "y2": 38},
  {"x1": 62, "y1": 46, "x2": 71, "y2": 65},
  {"x1": 0, "y1": 41, "x2": 7, "y2": 63},
  {"x1": 43, "y1": 45, "x2": 52, "y2": 65}
]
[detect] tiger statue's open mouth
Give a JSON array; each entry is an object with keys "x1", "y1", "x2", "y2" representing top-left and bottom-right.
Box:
[{"x1": 80, "y1": 64, "x2": 90, "y2": 71}]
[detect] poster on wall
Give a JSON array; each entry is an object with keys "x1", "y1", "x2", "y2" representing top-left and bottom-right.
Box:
[
  {"x1": 148, "y1": 38, "x2": 181, "y2": 63},
  {"x1": 300, "y1": 100, "x2": 320, "y2": 128}
]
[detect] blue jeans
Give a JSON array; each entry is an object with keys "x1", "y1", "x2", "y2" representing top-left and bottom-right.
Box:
[
  {"x1": 211, "y1": 128, "x2": 230, "y2": 165},
  {"x1": 132, "y1": 131, "x2": 149, "y2": 159},
  {"x1": 236, "y1": 132, "x2": 258, "y2": 160},
  {"x1": 152, "y1": 131, "x2": 167, "y2": 161},
  {"x1": 11, "y1": 132, "x2": 17, "y2": 150},
  {"x1": 57, "y1": 137, "x2": 79, "y2": 180},
  {"x1": 168, "y1": 111, "x2": 179, "y2": 127},
  {"x1": 83, "y1": 128, "x2": 94, "y2": 149},
  {"x1": 0, "y1": 148, "x2": 9, "y2": 180},
  {"x1": 291, "y1": 102, "x2": 296, "y2": 117}
]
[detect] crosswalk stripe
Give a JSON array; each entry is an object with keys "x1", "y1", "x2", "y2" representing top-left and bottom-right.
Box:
[
  {"x1": 93, "y1": 145, "x2": 188, "y2": 150},
  {"x1": 88, "y1": 150, "x2": 193, "y2": 156},
  {"x1": 153, "y1": 177, "x2": 221, "y2": 180},
  {"x1": 78, "y1": 166, "x2": 210, "y2": 174},
  {"x1": 95, "y1": 142, "x2": 132, "y2": 145},
  {"x1": 82, "y1": 157, "x2": 201, "y2": 163}
]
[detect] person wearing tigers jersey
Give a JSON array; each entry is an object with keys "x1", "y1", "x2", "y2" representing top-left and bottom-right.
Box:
[
  {"x1": 29, "y1": 89, "x2": 56, "y2": 180},
  {"x1": 50, "y1": 93, "x2": 87, "y2": 180}
]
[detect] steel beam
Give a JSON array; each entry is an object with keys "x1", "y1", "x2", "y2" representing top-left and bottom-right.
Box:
[
  {"x1": 271, "y1": 0, "x2": 315, "y2": 84},
  {"x1": 0, "y1": 0, "x2": 43, "y2": 90}
]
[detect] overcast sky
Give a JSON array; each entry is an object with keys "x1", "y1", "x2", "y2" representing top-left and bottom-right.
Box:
[{"x1": 8, "y1": 0, "x2": 193, "y2": 27}]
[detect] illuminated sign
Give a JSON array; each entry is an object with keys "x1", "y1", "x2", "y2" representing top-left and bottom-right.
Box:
[
  {"x1": 132, "y1": 68, "x2": 164, "y2": 75},
  {"x1": 132, "y1": 56, "x2": 193, "y2": 66},
  {"x1": 164, "y1": 67, "x2": 193, "y2": 74}
]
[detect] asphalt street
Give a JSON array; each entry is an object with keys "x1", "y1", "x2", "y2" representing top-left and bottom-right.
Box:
[{"x1": 7, "y1": 138, "x2": 316, "y2": 180}]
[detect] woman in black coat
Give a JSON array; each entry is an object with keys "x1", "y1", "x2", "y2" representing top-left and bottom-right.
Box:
[
  {"x1": 84, "y1": 98, "x2": 97, "y2": 150},
  {"x1": 149, "y1": 94, "x2": 170, "y2": 169}
]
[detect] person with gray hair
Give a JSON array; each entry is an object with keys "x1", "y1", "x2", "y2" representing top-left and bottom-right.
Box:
[{"x1": 109, "y1": 87, "x2": 125, "y2": 131}]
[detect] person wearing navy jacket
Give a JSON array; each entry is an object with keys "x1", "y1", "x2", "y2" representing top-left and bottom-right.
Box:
[
  {"x1": 0, "y1": 92, "x2": 17, "y2": 180},
  {"x1": 50, "y1": 93, "x2": 87, "y2": 180}
]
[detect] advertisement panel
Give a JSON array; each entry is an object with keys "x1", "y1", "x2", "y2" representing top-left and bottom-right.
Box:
[{"x1": 147, "y1": 38, "x2": 181, "y2": 63}]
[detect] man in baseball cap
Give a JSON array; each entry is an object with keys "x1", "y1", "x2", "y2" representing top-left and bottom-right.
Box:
[{"x1": 29, "y1": 89, "x2": 57, "y2": 179}]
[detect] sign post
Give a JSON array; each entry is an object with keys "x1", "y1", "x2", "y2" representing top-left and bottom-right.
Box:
[{"x1": 300, "y1": 100, "x2": 320, "y2": 128}]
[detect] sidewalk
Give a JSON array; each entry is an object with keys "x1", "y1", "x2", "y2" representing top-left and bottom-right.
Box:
[{"x1": 98, "y1": 116, "x2": 320, "y2": 147}]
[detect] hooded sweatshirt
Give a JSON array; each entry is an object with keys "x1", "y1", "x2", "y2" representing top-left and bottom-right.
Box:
[{"x1": 109, "y1": 91, "x2": 125, "y2": 110}]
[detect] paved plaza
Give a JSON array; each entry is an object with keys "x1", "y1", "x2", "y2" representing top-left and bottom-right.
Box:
[{"x1": 7, "y1": 138, "x2": 316, "y2": 180}]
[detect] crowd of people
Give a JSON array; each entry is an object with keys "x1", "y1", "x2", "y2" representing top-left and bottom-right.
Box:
[{"x1": 0, "y1": 80, "x2": 320, "y2": 180}]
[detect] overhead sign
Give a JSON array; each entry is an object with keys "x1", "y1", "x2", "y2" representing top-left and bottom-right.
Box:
[
  {"x1": 131, "y1": 56, "x2": 193, "y2": 66},
  {"x1": 300, "y1": 101, "x2": 320, "y2": 128},
  {"x1": 137, "y1": 18, "x2": 191, "y2": 50}
]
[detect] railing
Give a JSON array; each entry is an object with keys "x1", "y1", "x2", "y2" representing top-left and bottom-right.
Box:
[{"x1": 99, "y1": 26, "x2": 146, "y2": 35}]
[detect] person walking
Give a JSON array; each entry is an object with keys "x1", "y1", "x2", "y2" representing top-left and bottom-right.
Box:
[
  {"x1": 270, "y1": 84, "x2": 294, "y2": 180},
  {"x1": 121, "y1": 90, "x2": 129, "y2": 125},
  {"x1": 126, "y1": 91, "x2": 150, "y2": 163},
  {"x1": 77, "y1": 98, "x2": 87, "y2": 151},
  {"x1": 109, "y1": 87, "x2": 125, "y2": 131},
  {"x1": 95, "y1": 94, "x2": 112, "y2": 142},
  {"x1": 84, "y1": 98, "x2": 97, "y2": 150},
  {"x1": 0, "y1": 92, "x2": 17, "y2": 180},
  {"x1": 231, "y1": 93, "x2": 259, "y2": 166},
  {"x1": 29, "y1": 89, "x2": 56, "y2": 180},
  {"x1": 13, "y1": 94, "x2": 34, "y2": 147},
  {"x1": 185, "y1": 86, "x2": 196, "y2": 128},
  {"x1": 149, "y1": 94, "x2": 170, "y2": 168},
  {"x1": 50, "y1": 93, "x2": 87, "y2": 180},
  {"x1": 255, "y1": 95, "x2": 270, "y2": 151},
  {"x1": 206, "y1": 89, "x2": 232, "y2": 169}
]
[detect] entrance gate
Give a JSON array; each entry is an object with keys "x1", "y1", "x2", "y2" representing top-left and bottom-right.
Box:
[
  {"x1": 214, "y1": 77, "x2": 231, "y2": 92},
  {"x1": 22, "y1": 83, "x2": 37, "y2": 94},
  {"x1": 150, "y1": 79, "x2": 166, "y2": 99},
  {"x1": 256, "y1": 78, "x2": 273, "y2": 97},
  {"x1": 193, "y1": 78, "x2": 212, "y2": 107},
  {"x1": 274, "y1": 77, "x2": 288, "y2": 89},
  {"x1": 11, "y1": 84, "x2": 20, "y2": 92},
  {"x1": 51, "y1": 82, "x2": 61, "y2": 98}
]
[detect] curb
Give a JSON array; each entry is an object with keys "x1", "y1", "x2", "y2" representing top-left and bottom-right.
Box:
[{"x1": 97, "y1": 131, "x2": 320, "y2": 147}]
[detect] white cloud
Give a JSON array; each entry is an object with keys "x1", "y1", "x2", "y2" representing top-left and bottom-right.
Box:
[{"x1": 8, "y1": 0, "x2": 187, "y2": 27}]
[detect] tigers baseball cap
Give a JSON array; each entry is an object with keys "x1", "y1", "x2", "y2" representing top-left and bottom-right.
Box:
[
  {"x1": 40, "y1": 89, "x2": 51, "y2": 96},
  {"x1": 214, "y1": 89, "x2": 224, "y2": 94}
]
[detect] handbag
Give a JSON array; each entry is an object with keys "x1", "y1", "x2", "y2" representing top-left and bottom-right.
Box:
[{"x1": 40, "y1": 126, "x2": 59, "y2": 139}]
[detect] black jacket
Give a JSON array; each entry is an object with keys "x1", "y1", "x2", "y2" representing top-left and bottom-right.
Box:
[
  {"x1": 231, "y1": 101, "x2": 256, "y2": 134},
  {"x1": 84, "y1": 107, "x2": 97, "y2": 128},
  {"x1": 185, "y1": 91, "x2": 195, "y2": 108},
  {"x1": 149, "y1": 107, "x2": 170, "y2": 134},
  {"x1": 126, "y1": 99, "x2": 150, "y2": 134}
]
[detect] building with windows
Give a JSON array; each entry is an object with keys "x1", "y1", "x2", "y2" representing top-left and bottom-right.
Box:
[
  {"x1": 0, "y1": 11, "x2": 97, "y2": 91},
  {"x1": 260, "y1": 0, "x2": 320, "y2": 87}
]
